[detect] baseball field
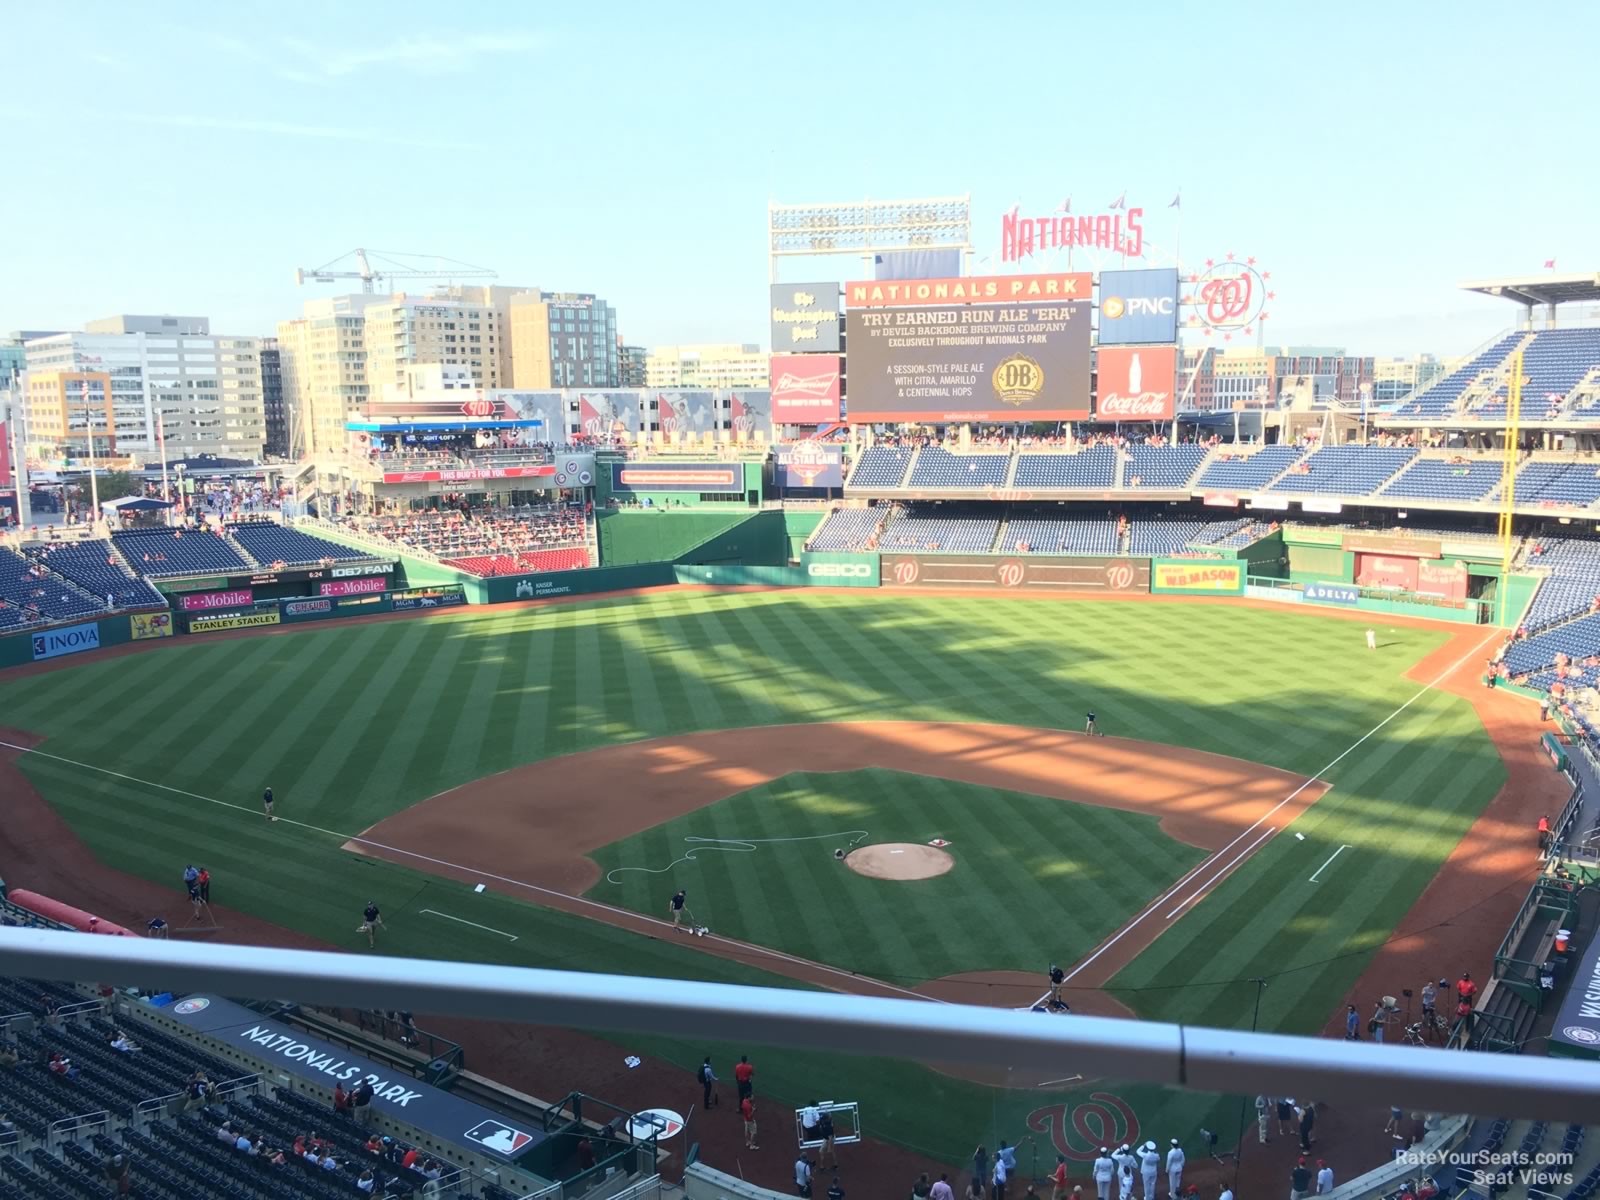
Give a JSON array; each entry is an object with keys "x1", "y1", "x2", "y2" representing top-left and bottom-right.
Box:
[{"x1": 0, "y1": 588, "x2": 1510, "y2": 1164}]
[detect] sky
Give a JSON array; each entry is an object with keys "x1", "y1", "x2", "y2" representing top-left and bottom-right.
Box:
[{"x1": 5, "y1": 1, "x2": 1598, "y2": 359}]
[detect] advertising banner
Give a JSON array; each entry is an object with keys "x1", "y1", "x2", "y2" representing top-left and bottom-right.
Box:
[
  {"x1": 774, "y1": 442, "x2": 844, "y2": 489},
  {"x1": 1549, "y1": 934, "x2": 1600, "y2": 1058},
  {"x1": 31, "y1": 622, "x2": 102, "y2": 661},
  {"x1": 1356, "y1": 553, "x2": 1420, "y2": 591},
  {"x1": 330, "y1": 563, "x2": 394, "y2": 578},
  {"x1": 1417, "y1": 559, "x2": 1470, "y2": 601},
  {"x1": 1342, "y1": 533, "x2": 1442, "y2": 559},
  {"x1": 879, "y1": 554, "x2": 1148, "y2": 592},
  {"x1": 164, "y1": 994, "x2": 544, "y2": 1159},
  {"x1": 553, "y1": 452, "x2": 596, "y2": 488},
  {"x1": 381, "y1": 465, "x2": 555, "y2": 484},
  {"x1": 769, "y1": 355, "x2": 843, "y2": 424},
  {"x1": 189, "y1": 611, "x2": 281, "y2": 632},
  {"x1": 179, "y1": 589, "x2": 254, "y2": 613},
  {"x1": 319, "y1": 577, "x2": 387, "y2": 597},
  {"x1": 846, "y1": 273, "x2": 1090, "y2": 308},
  {"x1": 771, "y1": 282, "x2": 842, "y2": 353},
  {"x1": 0, "y1": 420, "x2": 9, "y2": 488},
  {"x1": 283, "y1": 599, "x2": 333, "y2": 616},
  {"x1": 1096, "y1": 269, "x2": 1180, "y2": 345},
  {"x1": 1096, "y1": 346, "x2": 1177, "y2": 422},
  {"x1": 390, "y1": 585, "x2": 469, "y2": 611},
  {"x1": 1151, "y1": 560, "x2": 1246, "y2": 595},
  {"x1": 1249, "y1": 496, "x2": 1290, "y2": 511},
  {"x1": 129, "y1": 612, "x2": 174, "y2": 640},
  {"x1": 845, "y1": 301, "x2": 1091, "y2": 422},
  {"x1": 1304, "y1": 581, "x2": 1360, "y2": 606},
  {"x1": 1301, "y1": 498, "x2": 1344, "y2": 514},
  {"x1": 1203, "y1": 492, "x2": 1240, "y2": 507},
  {"x1": 609, "y1": 462, "x2": 743, "y2": 493},
  {"x1": 799, "y1": 552, "x2": 880, "y2": 587}
]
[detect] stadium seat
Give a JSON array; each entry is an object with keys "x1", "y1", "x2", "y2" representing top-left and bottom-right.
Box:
[
  {"x1": 807, "y1": 508, "x2": 889, "y2": 552},
  {"x1": 1013, "y1": 447, "x2": 1117, "y2": 489},
  {"x1": 847, "y1": 447, "x2": 914, "y2": 489},
  {"x1": 225, "y1": 520, "x2": 373, "y2": 566},
  {"x1": 23, "y1": 539, "x2": 167, "y2": 609},
  {"x1": 906, "y1": 447, "x2": 1010, "y2": 489},
  {"x1": 1389, "y1": 333, "x2": 1524, "y2": 419},
  {"x1": 1266, "y1": 446, "x2": 1417, "y2": 496},
  {"x1": 0, "y1": 546, "x2": 107, "y2": 622},
  {"x1": 1381, "y1": 458, "x2": 1503, "y2": 502},
  {"x1": 1005, "y1": 518, "x2": 1118, "y2": 555},
  {"x1": 111, "y1": 528, "x2": 252, "y2": 578},
  {"x1": 1193, "y1": 446, "x2": 1304, "y2": 491},
  {"x1": 877, "y1": 506, "x2": 998, "y2": 553},
  {"x1": 1122, "y1": 445, "x2": 1208, "y2": 490}
]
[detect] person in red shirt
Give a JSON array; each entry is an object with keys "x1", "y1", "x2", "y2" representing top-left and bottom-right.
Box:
[
  {"x1": 734, "y1": 1055, "x2": 755, "y2": 1101},
  {"x1": 1539, "y1": 815, "x2": 1552, "y2": 851},
  {"x1": 741, "y1": 1095, "x2": 759, "y2": 1151},
  {"x1": 1051, "y1": 1156, "x2": 1069, "y2": 1200},
  {"x1": 1456, "y1": 973, "x2": 1478, "y2": 1007},
  {"x1": 333, "y1": 1084, "x2": 349, "y2": 1117},
  {"x1": 402, "y1": 1147, "x2": 419, "y2": 1170}
]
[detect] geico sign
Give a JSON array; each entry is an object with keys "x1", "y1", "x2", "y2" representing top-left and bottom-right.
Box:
[{"x1": 808, "y1": 563, "x2": 872, "y2": 578}]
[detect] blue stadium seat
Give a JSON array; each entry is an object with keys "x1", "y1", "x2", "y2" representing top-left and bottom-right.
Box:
[
  {"x1": 0, "y1": 546, "x2": 106, "y2": 622},
  {"x1": 1123, "y1": 446, "x2": 1208, "y2": 490},
  {"x1": 877, "y1": 506, "x2": 998, "y2": 553},
  {"x1": 226, "y1": 521, "x2": 372, "y2": 566},
  {"x1": 25, "y1": 539, "x2": 167, "y2": 609},
  {"x1": 1013, "y1": 448, "x2": 1117, "y2": 489},
  {"x1": 1193, "y1": 446, "x2": 1304, "y2": 491},
  {"x1": 1389, "y1": 333, "x2": 1524, "y2": 419},
  {"x1": 807, "y1": 508, "x2": 888, "y2": 551},
  {"x1": 1266, "y1": 446, "x2": 1417, "y2": 496},
  {"x1": 847, "y1": 447, "x2": 914, "y2": 488},
  {"x1": 1005, "y1": 518, "x2": 1118, "y2": 555},
  {"x1": 906, "y1": 448, "x2": 1010, "y2": 489},
  {"x1": 111, "y1": 528, "x2": 252, "y2": 578},
  {"x1": 1381, "y1": 458, "x2": 1503, "y2": 502}
]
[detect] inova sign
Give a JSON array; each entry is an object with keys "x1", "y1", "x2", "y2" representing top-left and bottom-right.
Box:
[
  {"x1": 808, "y1": 563, "x2": 872, "y2": 578},
  {"x1": 31, "y1": 623, "x2": 102, "y2": 661}
]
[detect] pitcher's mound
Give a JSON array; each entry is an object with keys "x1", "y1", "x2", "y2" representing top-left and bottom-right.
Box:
[{"x1": 845, "y1": 843, "x2": 954, "y2": 881}]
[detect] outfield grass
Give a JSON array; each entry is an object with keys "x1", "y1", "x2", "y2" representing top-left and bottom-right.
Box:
[
  {"x1": 589, "y1": 768, "x2": 1209, "y2": 984},
  {"x1": 0, "y1": 591, "x2": 1505, "y2": 1160}
]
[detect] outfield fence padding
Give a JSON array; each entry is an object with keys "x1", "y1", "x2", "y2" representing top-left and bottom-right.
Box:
[{"x1": 879, "y1": 554, "x2": 1149, "y2": 593}]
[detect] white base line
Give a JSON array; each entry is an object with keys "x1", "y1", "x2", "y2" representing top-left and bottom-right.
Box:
[
  {"x1": 420, "y1": 909, "x2": 517, "y2": 941},
  {"x1": 1164, "y1": 828, "x2": 1274, "y2": 920},
  {"x1": 0, "y1": 739, "x2": 937, "y2": 1004},
  {"x1": 1061, "y1": 625, "x2": 1499, "y2": 984},
  {"x1": 1309, "y1": 845, "x2": 1351, "y2": 884}
]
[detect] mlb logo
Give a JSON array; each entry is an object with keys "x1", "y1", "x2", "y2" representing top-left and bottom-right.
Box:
[{"x1": 464, "y1": 1120, "x2": 534, "y2": 1155}]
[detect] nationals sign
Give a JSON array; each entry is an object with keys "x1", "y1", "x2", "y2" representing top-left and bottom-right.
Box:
[
  {"x1": 848, "y1": 272, "x2": 1090, "y2": 308},
  {"x1": 769, "y1": 355, "x2": 842, "y2": 424},
  {"x1": 1096, "y1": 346, "x2": 1176, "y2": 422},
  {"x1": 1002, "y1": 206, "x2": 1147, "y2": 263}
]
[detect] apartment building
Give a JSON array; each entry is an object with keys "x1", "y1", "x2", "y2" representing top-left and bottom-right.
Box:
[
  {"x1": 509, "y1": 292, "x2": 619, "y2": 389},
  {"x1": 23, "y1": 315, "x2": 265, "y2": 461},
  {"x1": 644, "y1": 343, "x2": 768, "y2": 389}
]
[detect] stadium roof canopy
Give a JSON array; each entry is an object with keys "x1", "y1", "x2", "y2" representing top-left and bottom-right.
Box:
[{"x1": 1460, "y1": 271, "x2": 1600, "y2": 307}]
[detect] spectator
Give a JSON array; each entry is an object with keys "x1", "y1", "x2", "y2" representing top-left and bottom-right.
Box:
[
  {"x1": 993, "y1": 1150, "x2": 1009, "y2": 1200},
  {"x1": 0, "y1": 1042, "x2": 17, "y2": 1068},
  {"x1": 1456, "y1": 972, "x2": 1478, "y2": 1008},
  {"x1": 828, "y1": 1176, "x2": 845, "y2": 1200},
  {"x1": 351, "y1": 1077, "x2": 375, "y2": 1125},
  {"x1": 358, "y1": 1169, "x2": 377, "y2": 1195},
  {"x1": 1276, "y1": 1098, "x2": 1295, "y2": 1136},
  {"x1": 1344, "y1": 1005, "x2": 1359, "y2": 1040},
  {"x1": 103, "y1": 1152, "x2": 131, "y2": 1196},
  {"x1": 403, "y1": 1145, "x2": 420, "y2": 1170},
  {"x1": 931, "y1": 1173, "x2": 955, "y2": 1200},
  {"x1": 1299, "y1": 1102, "x2": 1316, "y2": 1152},
  {"x1": 108, "y1": 1029, "x2": 139, "y2": 1053},
  {"x1": 334, "y1": 1082, "x2": 350, "y2": 1118},
  {"x1": 1290, "y1": 1158, "x2": 1312, "y2": 1200},
  {"x1": 974, "y1": 1146, "x2": 990, "y2": 1196},
  {"x1": 796, "y1": 1152, "x2": 814, "y2": 1198},
  {"x1": 741, "y1": 1094, "x2": 759, "y2": 1150},
  {"x1": 577, "y1": 1137, "x2": 596, "y2": 1172},
  {"x1": 1316, "y1": 1161, "x2": 1334, "y2": 1194},
  {"x1": 47, "y1": 1052, "x2": 78, "y2": 1080},
  {"x1": 1052, "y1": 1157, "x2": 1069, "y2": 1200},
  {"x1": 234, "y1": 1130, "x2": 256, "y2": 1155},
  {"x1": 700, "y1": 1057, "x2": 719, "y2": 1109},
  {"x1": 735, "y1": 1054, "x2": 755, "y2": 1100},
  {"x1": 1256, "y1": 1096, "x2": 1270, "y2": 1144},
  {"x1": 914, "y1": 1174, "x2": 931, "y2": 1200}
]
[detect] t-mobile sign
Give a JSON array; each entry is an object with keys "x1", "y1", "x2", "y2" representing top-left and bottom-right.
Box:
[{"x1": 319, "y1": 577, "x2": 387, "y2": 597}]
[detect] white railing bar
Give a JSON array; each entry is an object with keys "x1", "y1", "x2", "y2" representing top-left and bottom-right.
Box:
[{"x1": 2, "y1": 929, "x2": 1599, "y2": 1122}]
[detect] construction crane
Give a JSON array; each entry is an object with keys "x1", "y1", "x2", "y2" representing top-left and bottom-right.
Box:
[{"x1": 294, "y1": 248, "x2": 498, "y2": 293}]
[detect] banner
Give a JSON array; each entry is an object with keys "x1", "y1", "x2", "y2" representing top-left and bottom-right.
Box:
[
  {"x1": 1097, "y1": 269, "x2": 1180, "y2": 345},
  {"x1": 1301, "y1": 498, "x2": 1344, "y2": 514},
  {"x1": 771, "y1": 282, "x2": 842, "y2": 352},
  {"x1": 320, "y1": 577, "x2": 387, "y2": 597},
  {"x1": 1203, "y1": 492, "x2": 1239, "y2": 507},
  {"x1": 190, "y1": 611, "x2": 280, "y2": 632},
  {"x1": 1303, "y1": 581, "x2": 1359, "y2": 606},
  {"x1": 0, "y1": 420, "x2": 9, "y2": 489},
  {"x1": 846, "y1": 272, "x2": 1091, "y2": 308},
  {"x1": 1550, "y1": 930, "x2": 1600, "y2": 1058},
  {"x1": 1341, "y1": 533, "x2": 1442, "y2": 559},
  {"x1": 283, "y1": 599, "x2": 333, "y2": 616},
  {"x1": 1355, "y1": 553, "x2": 1419, "y2": 591},
  {"x1": 879, "y1": 554, "x2": 1148, "y2": 592},
  {"x1": 610, "y1": 462, "x2": 742, "y2": 493},
  {"x1": 1151, "y1": 560, "x2": 1245, "y2": 595},
  {"x1": 552, "y1": 452, "x2": 596, "y2": 488},
  {"x1": 179, "y1": 588, "x2": 254, "y2": 612},
  {"x1": 845, "y1": 301, "x2": 1091, "y2": 422},
  {"x1": 129, "y1": 612, "x2": 174, "y2": 640},
  {"x1": 390, "y1": 585, "x2": 469, "y2": 611},
  {"x1": 1096, "y1": 346, "x2": 1176, "y2": 422},
  {"x1": 769, "y1": 355, "x2": 842, "y2": 424},
  {"x1": 330, "y1": 563, "x2": 394, "y2": 579},
  {"x1": 381, "y1": 465, "x2": 555, "y2": 484},
  {"x1": 1249, "y1": 496, "x2": 1290, "y2": 511},
  {"x1": 31, "y1": 622, "x2": 102, "y2": 661},
  {"x1": 775, "y1": 442, "x2": 844, "y2": 489},
  {"x1": 799, "y1": 552, "x2": 880, "y2": 587},
  {"x1": 1417, "y1": 559, "x2": 1469, "y2": 601}
]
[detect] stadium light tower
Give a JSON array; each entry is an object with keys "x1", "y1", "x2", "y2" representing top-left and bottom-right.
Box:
[{"x1": 768, "y1": 196, "x2": 973, "y2": 282}]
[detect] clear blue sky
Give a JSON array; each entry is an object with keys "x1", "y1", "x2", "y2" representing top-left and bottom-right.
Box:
[{"x1": 5, "y1": 1, "x2": 1597, "y2": 357}]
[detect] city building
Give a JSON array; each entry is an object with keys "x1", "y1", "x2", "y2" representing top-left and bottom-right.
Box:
[
  {"x1": 1372, "y1": 354, "x2": 1455, "y2": 405},
  {"x1": 260, "y1": 338, "x2": 288, "y2": 459},
  {"x1": 363, "y1": 292, "x2": 509, "y2": 394},
  {"x1": 617, "y1": 341, "x2": 647, "y2": 387},
  {"x1": 644, "y1": 343, "x2": 769, "y2": 389},
  {"x1": 22, "y1": 315, "x2": 265, "y2": 461},
  {"x1": 1179, "y1": 345, "x2": 1375, "y2": 412},
  {"x1": 275, "y1": 294, "x2": 382, "y2": 459},
  {"x1": 508, "y1": 291, "x2": 619, "y2": 389}
]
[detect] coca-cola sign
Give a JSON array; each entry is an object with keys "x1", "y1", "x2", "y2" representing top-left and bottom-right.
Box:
[{"x1": 1096, "y1": 345, "x2": 1176, "y2": 422}]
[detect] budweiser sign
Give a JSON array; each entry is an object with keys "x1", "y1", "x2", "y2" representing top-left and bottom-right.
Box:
[
  {"x1": 768, "y1": 354, "x2": 842, "y2": 423},
  {"x1": 1096, "y1": 346, "x2": 1176, "y2": 423}
]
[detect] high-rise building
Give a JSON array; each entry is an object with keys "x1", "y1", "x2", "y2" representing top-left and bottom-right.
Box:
[
  {"x1": 275, "y1": 294, "x2": 381, "y2": 458},
  {"x1": 645, "y1": 343, "x2": 768, "y2": 389},
  {"x1": 1372, "y1": 354, "x2": 1455, "y2": 405},
  {"x1": 23, "y1": 315, "x2": 265, "y2": 461},
  {"x1": 509, "y1": 291, "x2": 618, "y2": 388},
  {"x1": 617, "y1": 341, "x2": 647, "y2": 387},
  {"x1": 1179, "y1": 345, "x2": 1375, "y2": 412},
  {"x1": 260, "y1": 338, "x2": 288, "y2": 459},
  {"x1": 363, "y1": 294, "x2": 509, "y2": 393}
]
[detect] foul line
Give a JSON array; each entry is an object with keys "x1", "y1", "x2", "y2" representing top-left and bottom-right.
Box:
[
  {"x1": 1309, "y1": 845, "x2": 1351, "y2": 884},
  {"x1": 0, "y1": 739, "x2": 938, "y2": 1004},
  {"x1": 420, "y1": 909, "x2": 517, "y2": 941},
  {"x1": 1060, "y1": 625, "x2": 1499, "y2": 985}
]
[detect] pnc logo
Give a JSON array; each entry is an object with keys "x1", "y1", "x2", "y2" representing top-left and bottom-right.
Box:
[
  {"x1": 808, "y1": 563, "x2": 871, "y2": 579},
  {"x1": 1101, "y1": 296, "x2": 1126, "y2": 320}
]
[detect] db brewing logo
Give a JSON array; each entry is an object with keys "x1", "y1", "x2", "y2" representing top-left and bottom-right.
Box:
[{"x1": 996, "y1": 561, "x2": 1027, "y2": 588}]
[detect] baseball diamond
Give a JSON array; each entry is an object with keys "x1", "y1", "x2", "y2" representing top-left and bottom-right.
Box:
[{"x1": 0, "y1": 582, "x2": 1545, "y2": 1191}]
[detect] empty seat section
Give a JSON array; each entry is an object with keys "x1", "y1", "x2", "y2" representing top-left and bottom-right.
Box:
[{"x1": 1013, "y1": 448, "x2": 1116, "y2": 488}]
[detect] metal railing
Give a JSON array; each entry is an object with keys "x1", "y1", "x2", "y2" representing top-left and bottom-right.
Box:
[
  {"x1": 3, "y1": 930, "x2": 1600, "y2": 1123},
  {"x1": 46, "y1": 1109, "x2": 108, "y2": 1148}
]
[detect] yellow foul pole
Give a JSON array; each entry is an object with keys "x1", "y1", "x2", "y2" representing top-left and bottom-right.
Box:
[{"x1": 1497, "y1": 350, "x2": 1523, "y2": 627}]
